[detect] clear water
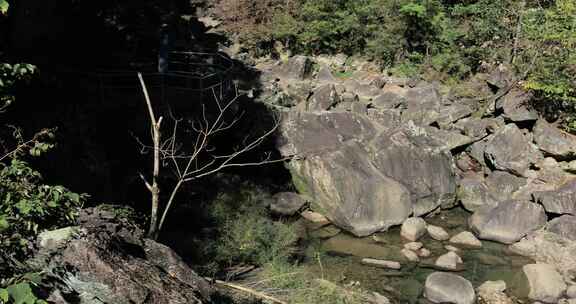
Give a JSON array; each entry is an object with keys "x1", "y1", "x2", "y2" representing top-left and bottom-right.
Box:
[{"x1": 301, "y1": 207, "x2": 533, "y2": 303}]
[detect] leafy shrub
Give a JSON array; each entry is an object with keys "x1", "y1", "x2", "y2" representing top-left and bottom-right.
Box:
[
  {"x1": 0, "y1": 159, "x2": 86, "y2": 278},
  {"x1": 207, "y1": 187, "x2": 298, "y2": 267},
  {"x1": 0, "y1": 272, "x2": 48, "y2": 304}
]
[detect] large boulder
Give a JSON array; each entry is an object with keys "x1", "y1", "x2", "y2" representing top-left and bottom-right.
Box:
[
  {"x1": 469, "y1": 200, "x2": 546, "y2": 244},
  {"x1": 306, "y1": 84, "x2": 341, "y2": 111},
  {"x1": 370, "y1": 126, "x2": 458, "y2": 216},
  {"x1": 401, "y1": 85, "x2": 442, "y2": 125},
  {"x1": 484, "y1": 124, "x2": 543, "y2": 176},
  {"x1": 270, "y1": 192, "x2": 307, "y2": 216},
  {"x1": 278, "y1": 111, "x2": 379, "y2": 156},
  {"x1": 458, "y1": 176, "x2": 499, "y2": 212},
  {"x1": 496, "y1": 89, "x2": 538, "y2": 122},
  {"x1": 533, "y1": 119, "x2": 576, "y2": 160},
  {"x1": 424, "y1": 272, "x2": 476, "y2": 304},
  {"x1": 30, "y1": 207, "x2": 213, "y2": 304},
  {"x1": 547, "y1": 215, "x2": 576, "y2": 241},
  {"x1": 281, "y1": 55, "x2": 312, "y2": 80},
  {"x1": 533, "y1": 179, "x2": 576, "y2": 215},
  {"x1": 523, "y1": 264, "x2": 567, "y2": 303},
  {"x1": 289, "y1": 143, "x2": 412, "y2": 236},
  {"x1": 485, "y1": 171, "x2": 527, "y2": 201}
]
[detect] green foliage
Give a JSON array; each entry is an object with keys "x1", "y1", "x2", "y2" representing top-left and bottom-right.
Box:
[
  {"x1": 0, "y1": 273, "x2": 48, "y2": 304},
  {"x1": 258, "y1": 259, "x2": 363, "y2": 304},
  {"x1": 0, "y1": 64, "x2": 36, "y2": 112},
  {"x1": 207, "y1": 188, "x2": 298, "y2": 267},
  {"x1": 0, "y1": 0, "x2": 8, "y2": 15},
  {"x1": 0, "y1": 159, "x2": 86, "y2": 277}
]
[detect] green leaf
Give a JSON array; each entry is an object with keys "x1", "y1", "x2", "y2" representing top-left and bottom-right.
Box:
[
  {"x1": 6, "y1": 283, "x2": 37, "y2": 304},
  {"x1": 0, "y1": 216, "x2": 9, "y2": 232},
  {"x1": 0, "y1": 288, "x2": 9, "y2": 302},
  {"x1": 0, "y1": 0, "x2": 9, "y2": 15}
]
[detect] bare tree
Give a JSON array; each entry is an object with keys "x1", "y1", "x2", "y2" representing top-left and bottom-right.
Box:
[{"x1": 136, "y1": 73, "x2": 288, "y2": 238}]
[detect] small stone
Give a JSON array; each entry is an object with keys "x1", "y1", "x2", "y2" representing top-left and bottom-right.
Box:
[
  {"x1": 401, "y1": 217, "x2": 427, "y2": 241},
  {"x1": 424, "y1": 272, "x2": 476, "y2": 304},
  {"x1": 445, "y1": 245, "x2": 460, "y2": 252},
  {"x1": 523, "y1": 263, "x2": 567, "y2": 303},
  {"x1": 449, "y1": 231, "x2": 482, "y2": 248},
  {"x1": 419, "y1": 248, "x2": 432, "y2": 258},
  {"x1": 404, "y1": 242, "x2": 424, "y2": 251},
  {"x1": 477, "y1": 280, "x2": 513, "y2": 304},
  {"x1": 38, "y1": 226, "x2": 79, "y2": 250},
  {"x1": 435, "y1": 252, "x2": 463, "y2": 271},
  {"x1": 361, "y1": 258, "x2": 402, "y2": 270},
  {"x1": 301, "y1": 211, "x2": 330, "y2": 226},
  {"x1": 371, "y1": 292, "x2": 391, "y2": 304},
  {"x1": 401, "y1": 248, "x2": 420, "y2": 262},
  {"x1": 427, "y1": 225, "x2": 450, "y2": 241}
]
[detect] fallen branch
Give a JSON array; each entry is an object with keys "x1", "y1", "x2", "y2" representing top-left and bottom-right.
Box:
[{"x1": 206, "y1": 278, "x2": 287, "y2": 304}]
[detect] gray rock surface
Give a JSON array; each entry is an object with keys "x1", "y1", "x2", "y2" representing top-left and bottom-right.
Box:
[
  {"x1": 281, "y1": 55, "x2": 312, "y2": 80},
  {"x1": 435, "y1": 252, "x2": 463, "y2": 271},
  {"x1": 401, "y1": 217, "x2": 427, "y2": 241},
  {"x1": 548, "y1": 215, "x2": 576, "y2": 241},
  {"x1": 458, "y1": 177, "x2": 499, "y2": 212},
  {"x1": 534, "y1": 179, "x2": 576, "y2": 215},
  {"x1": 427, "y1": 225, "x2": 450, "y2": 241},
  {"x1": 497, "y1": 89, "x2": 538, "y2": 122},
  {"x1": 534, "y1": 120, "x2": 576, "y2": 160},
  {"x1": 485, "y1": 171, "x2": 527, "y2": 201},
  {"x1": 401, "y1": 85, "x2": 442, "y2": 125},
  {"x1": 289, "y1": 143, "x2": 412, "y2": 236},
  {"x1": 306, "y1": 84, "x2": 341, "y2": 111},
  {"x1": 33, "y1": 207, "x2": 212, "y2": 304},
  {"x1": 270, "y1": 192, "x2": 307, "y2": 216},
  {"x1": 470, "y1": 200, "x2": 546, "y2": 244},
  {"x1": 424, "y1": 272, "x2": 476, "y2": 304},
  {"x1": 484, "y1": 124, "x2": 543, "y2": 176},
  {"x1": 523, "y1": 263, "x2": 567, "y2": 303},
  {"x1": 449, "y1": 231, "x2": 482, "y2": 248}
]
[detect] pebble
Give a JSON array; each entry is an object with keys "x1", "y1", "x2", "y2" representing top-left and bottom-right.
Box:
[
  {"x1": 361, "y1": 258, "x2": 402, "y2": 270},
  {"x1": 401, "y1": 217, "x2": 427, "y2": 241},
  {"x1": 435, "y1": 251, "x2": 463, "y2": 270},
  {"x1": 418, "y1": 248, "x2": 432, "y2": 258},
  {"x1": 401, "y1": 248, "x2": 420, "y2": 262},
  {"x1": 449, "y1": 231, "x2": 482, "y2": 248},
  {"x1": 427, "y1": 224, "x2": 450, "y2": 241},
  {"x1": 404, "y1": 242, "x2": 423, "y2": 251}
]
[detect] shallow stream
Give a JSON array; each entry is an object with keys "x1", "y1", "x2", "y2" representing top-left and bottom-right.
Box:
[{"x1": 300, "y1": 207, "x2": 533, "y2": 303}]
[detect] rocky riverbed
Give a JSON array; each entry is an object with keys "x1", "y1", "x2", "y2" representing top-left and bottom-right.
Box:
[{"x1": 262, "y1": 54, "x2": 576, "y2": 304}]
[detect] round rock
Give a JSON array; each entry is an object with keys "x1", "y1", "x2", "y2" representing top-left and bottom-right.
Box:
[
  {"x1": 424, "y1": 272, "x2": 476, "y2": 304},
  {"x1": 401, "y1": 217, "x2": 427, "y2": 241},
  {"x1": 427, "y1": 224, "x2": 450, "y2": 241}
]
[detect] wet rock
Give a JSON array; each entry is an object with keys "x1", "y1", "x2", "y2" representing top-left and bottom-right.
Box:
[
  {"x1": 290, "y1": 143, "x2": 412, "y2": 236},
  {"x1": 445, "y1": 245, "x2": 460, "y2": 252},
  {"x1": 361, "y1": 258, "x2": 402, "y2": 270},
  {"x1": 497, "y1": 89, "x2": 538, "y2": 122},
  {"x1": 534, "y1": 179, "x2": 576, "y2": 215},
  {"x1": 509, "y1": 230, "x2": 576, "y2": 278},
  {"x1": 270, "y1": 192, "x2": 307, "y2": 216},
  {"x1": 419, "y1": 248, "x2": 432, "y2": 257},
  {"x1": 401, "y1": 217, "x2": 427, "y2": 241},
  {"x1": 548, "y1": 215, "x2": 576, "y2": 241},
  {"x1": 404, "y1": 242, "x2": 423, "y2": 251},
  {"x1": 458, "y1": 177, "x2": 499, "y2": 212},
  {"x1": 32, "y1": 207, "x2": 212, "y2": 304},
  {"x1": 470, "y1": 200, "x2": 546, "y2": 244},
  {"x1": 401, "y1": 248, "x2": 420, "y2": 262},
  {"x1": 533, "y1": 120, "x2": 576, "y2": 160},
  {"x1": 484, "y1": 124, "x2": 543, "y2": 176},
  {"x1": 449, "y1": 231, "x2": 482, "y2": 248},
  {"x1": 435, "y1": 252, "x2": 463, "y2": 271},
  {"x1": 427, "y1": 225, "x2": 450, "y2": 241},
  {"x1": 306, "y1": 84, "x2": 341, "y2": 111},
  {"x1": 301, "y1": 211, "x2": 331, "y2": 228},
  {"x1": 477, "y1": 280, "x2": 514, "y2": 304},
  {"x1": 523, "y1": 263, "x2": 567, "y2": 303},
  {"x1": 424, "y1": 272, "x2": 476, "y2": 304}
]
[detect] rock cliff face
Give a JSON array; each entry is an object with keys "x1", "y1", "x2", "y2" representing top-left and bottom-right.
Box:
[
  {"x1": 29, "y1": 207, "x2": 214, "y2": 304},
  {"x1": 263, "y1": 55, "x2": 576, "y2": 240}
]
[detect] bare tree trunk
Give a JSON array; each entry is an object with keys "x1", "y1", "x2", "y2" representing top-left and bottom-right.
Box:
[{"x1": 137, "y1": 72, "x2": 163, "y2": 239}]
